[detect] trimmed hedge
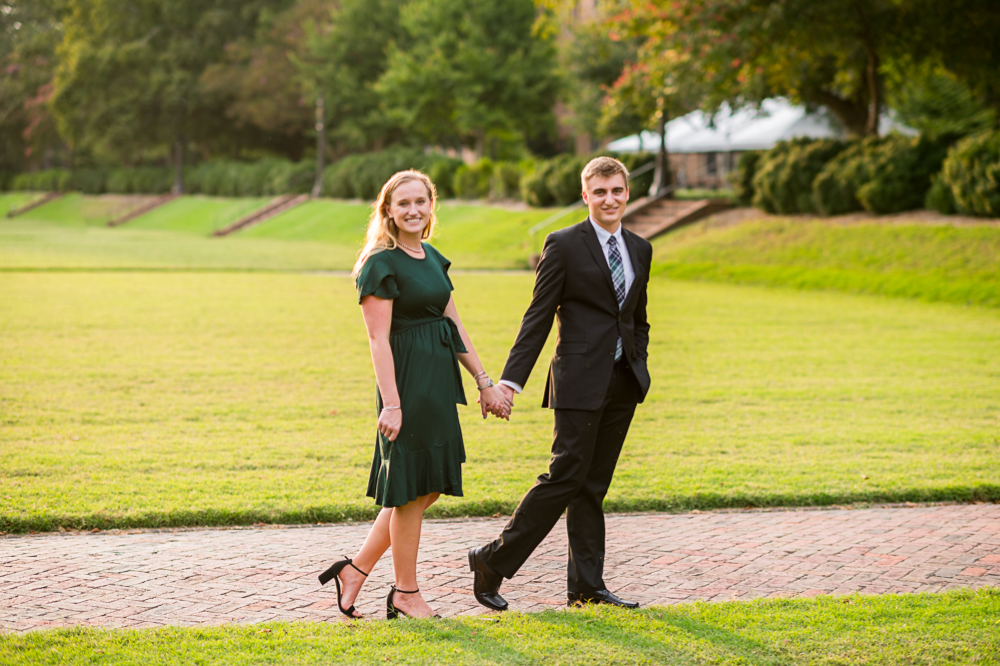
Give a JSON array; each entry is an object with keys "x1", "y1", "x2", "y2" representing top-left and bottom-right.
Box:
[
  {"x1": 186, "y1": 159, "x2": 313, "y2": 197},
  {"x1": 2, "y1": 150, "x2": 654, "y2": 207},
  {"x1": 925, "y1": 174, "x2": 957, "y2": 214},
  {"x1": 520, "y1": 152, "x2": 654, "y2": 207},
  {"x1": 454, "y1": 159, "x2": 494, "y2": 199},
  {"x1": 322, "y1": 148, "x2": 463, "y2": 200},
  {"x1": 730, "y1": 151, "x2": 761, "y2": 206},
  {"x1": 939, "y1": 130, "x2": 1000, "y2": 217},
  {"x1": 856, "y1": 136, "x2": 948, "y2": 214},
  {"x1": 753, "y1": 138, "x2": 847, "y2": 214},
  {"x1": 812, "y1": 139, "x2": 881, "y2": 216},
  {"x1": 11, "y1": 169, "x2": 71, "y2": 192}
]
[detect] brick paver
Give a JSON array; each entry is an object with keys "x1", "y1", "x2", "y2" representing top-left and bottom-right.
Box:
[{"x1": 1, "y1": 504, "x2": 998, "y2": 632}]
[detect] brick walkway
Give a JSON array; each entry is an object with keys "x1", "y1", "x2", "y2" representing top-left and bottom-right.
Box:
[{"x1": 1, "y1": 504, "x2": 998, "y2": 632}]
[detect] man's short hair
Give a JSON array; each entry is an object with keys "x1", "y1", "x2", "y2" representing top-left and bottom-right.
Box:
[{"x1": 581, "y1": 156, "x2": 630, "y2": 190}]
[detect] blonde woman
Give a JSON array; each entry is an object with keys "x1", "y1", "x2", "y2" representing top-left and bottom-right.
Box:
[{"x1": 319, "y1": 170, "x2": 510, "y2": 620}]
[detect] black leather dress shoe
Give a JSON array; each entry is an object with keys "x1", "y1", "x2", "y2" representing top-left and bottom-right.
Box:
[
  {"x1": 567, "y1": 589, "x2": 639, "y2": 609},
  {"x1": 468, "y1": 546, "x2": 508, "y2": 611}
]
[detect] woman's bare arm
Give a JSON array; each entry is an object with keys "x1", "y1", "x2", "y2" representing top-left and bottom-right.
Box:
[{"x1": 360, "y1": 294, "x2": 402, "y2": 440}]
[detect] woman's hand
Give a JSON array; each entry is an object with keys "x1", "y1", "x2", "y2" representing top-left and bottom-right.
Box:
[
  {"x1": 378, "y1": 407, "x2": 402, "y2": 441},
  {"x1": 479, "y1": 385, "x2": 511, "y2": 421}
]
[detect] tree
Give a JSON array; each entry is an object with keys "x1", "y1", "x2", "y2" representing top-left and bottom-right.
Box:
[
  {"x1": 51, "y1": 0, "x2": 283, "y2": 191},
  {"x1": 600, "y1": 5, "x2": 704, "y2": 193},
  {"x1": 0, "y1": 0, "x2": 66, "y2": 174},
  {"x1": 298, "y1": 0, "x2": 409, "y2": 154},
  {"x1": 559, "y1": 19, "x2": 641, "y2": 143},
  {"x1": 609, "y1": 0, "x2": 1000, "y2": 139},
  {"x1": 199, "y1": 0, "x2": 328, "y2": 161},
  {"x1": 376, "y1": 0, "x2": 559, "y2": 158}
]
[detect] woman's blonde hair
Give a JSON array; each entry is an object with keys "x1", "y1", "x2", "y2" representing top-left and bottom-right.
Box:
[{"x1": 352, "y1": 170, "x2": 438, "y2": 277}]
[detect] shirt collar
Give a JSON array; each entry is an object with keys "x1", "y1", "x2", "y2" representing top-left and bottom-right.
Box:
[{"x1": 588, "y1": 217, "x2": 624, "y2": 248}]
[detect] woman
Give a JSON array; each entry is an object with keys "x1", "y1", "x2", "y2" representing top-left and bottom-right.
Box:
[{"x1": 319, "y1": 170, "x2": 510, "y2": 620}]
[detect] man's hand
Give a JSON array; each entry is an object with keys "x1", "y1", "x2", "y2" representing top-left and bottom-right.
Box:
[
  {"x1": 478, "y1": 385, "x2": 511, "y2": 421},
  {"x1": 497, "y1": 384, "x2": 515, "y2": 418}
]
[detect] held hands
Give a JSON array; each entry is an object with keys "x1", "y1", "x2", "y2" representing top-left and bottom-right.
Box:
[{"x1": 478, "y1": 385, "x2": 511, "y2": 420}]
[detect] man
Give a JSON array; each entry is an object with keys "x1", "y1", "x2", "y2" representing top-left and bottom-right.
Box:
[{"x1": 470, "y1": 156, "x2": 652, "y2": 611}]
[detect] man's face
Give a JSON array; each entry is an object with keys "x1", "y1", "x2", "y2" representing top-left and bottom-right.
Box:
[{"x1": 582, "y1": 173, "x2": 629, "y2": 228}]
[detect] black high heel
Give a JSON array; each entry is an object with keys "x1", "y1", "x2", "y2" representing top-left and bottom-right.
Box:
[
  {"x1": 386, "y1": 585, "x2": 441, "y2": 619},
  {"x1": 318, "y1": 557, "x2": 369, "y2": 618}
]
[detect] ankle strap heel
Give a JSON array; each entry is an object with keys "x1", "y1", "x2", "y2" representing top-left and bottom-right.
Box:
[{"x1": 386, "y1": 585, "x2": 420, "y2": 620}]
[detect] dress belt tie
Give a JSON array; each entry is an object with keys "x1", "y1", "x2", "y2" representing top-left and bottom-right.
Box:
[{"x1": 391, "y1": 316, "x2": 467, "y2": 405}]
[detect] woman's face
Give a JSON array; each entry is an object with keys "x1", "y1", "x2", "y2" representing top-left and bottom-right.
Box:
[{"x1": 387, "y1": 180, "x2": 433, "y2": 237}]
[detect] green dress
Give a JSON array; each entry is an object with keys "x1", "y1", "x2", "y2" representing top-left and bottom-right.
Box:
[{"x1": 355, "y1": 244, "x2": 467, "y2": 507}]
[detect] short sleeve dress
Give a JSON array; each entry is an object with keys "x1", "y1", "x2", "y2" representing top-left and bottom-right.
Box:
[{"x1": 355, "y1": 244, "x2": 467, "y2": 507}]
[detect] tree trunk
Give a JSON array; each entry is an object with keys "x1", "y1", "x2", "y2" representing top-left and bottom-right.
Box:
[
  {"x1": 171, "y1": 136, "x2": 184, "y2": 195},
  {"x1": 651, "y1": 107, "x2": 671, "y2": 196},
  {"x1": 808, "y1": 90, "x2": 869, "y2": 137},
  {"x1": 863, "y1": 42, "x2": 881, "y2": 136},
  {"x1": 311, "y1": 94, "x2": 326, "y2": 198},
  {"x1": 473, "y1": 130, "x2": 486, "y2": 161}
]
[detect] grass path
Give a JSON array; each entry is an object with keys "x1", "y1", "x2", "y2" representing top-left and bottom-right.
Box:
[
  {"x1": 1, "y1": 272, "x2": 997, "y2": 532},
  {"x1": 2, "y1": 590, "x2": 997, "y2": 665}
]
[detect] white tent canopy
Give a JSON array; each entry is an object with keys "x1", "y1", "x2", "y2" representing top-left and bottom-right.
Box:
[{"x1": 607, "y1": 98, "x2": 911, "y2": 154}]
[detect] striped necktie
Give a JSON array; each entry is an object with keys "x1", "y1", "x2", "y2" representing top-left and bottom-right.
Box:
[{"x1": 608, "y1": 235, "x2": 626, "y2": 361}]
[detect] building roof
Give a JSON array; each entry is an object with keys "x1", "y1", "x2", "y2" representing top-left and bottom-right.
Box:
[{"x1": 607, "y1": 98, "x2": 912, "y2": 154}]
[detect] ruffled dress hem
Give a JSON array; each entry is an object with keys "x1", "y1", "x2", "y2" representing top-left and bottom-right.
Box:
[{"x1": 366, "y1": 435, "x2": 466, "y2": 507}]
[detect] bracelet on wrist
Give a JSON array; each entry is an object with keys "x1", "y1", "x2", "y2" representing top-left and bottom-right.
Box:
[
  {"x1": 473, "y1": 370, "x2": 488, "y2": 380},
  {"x1": 381, "y1": 405, "x2": 400, "y2": 411},
  {"x1": 477, "y1": 378, "x2": 495, "y2": 391}
]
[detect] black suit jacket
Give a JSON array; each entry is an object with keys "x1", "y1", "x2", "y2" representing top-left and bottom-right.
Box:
[{"x1": 501, "y1": 218, "x2": 652, "y2": 410}]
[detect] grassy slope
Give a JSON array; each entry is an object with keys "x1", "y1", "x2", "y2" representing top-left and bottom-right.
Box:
[
  {"x1": 242, "y1": 199, "x2": 560, "y2": 269},
  {"x1": 2, "y1": 590, "x2": 997, "y2": 665},
  {"x1": 653, "y1": 218, "x2": 1000, "y2": 308},
  {"x1": 1, "y1": 272, "x2": 997, "y2": 532},
  {"x1": 0, "y1": 194, "x2": 356, "y2": 270},
  {"x1": 0, "y1": 192, "x2": 39, "y2": 216},
  {"x1": 127, "y1": 196, "x2": 271, "y2": 235},
  {"x1": 0, "y1": 195, "x2": 562, "y2": 270}
]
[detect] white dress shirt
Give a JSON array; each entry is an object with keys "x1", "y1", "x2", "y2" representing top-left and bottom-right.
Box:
[{"x1": 499, "y1": 218, "x2": 633, "y2": 395}]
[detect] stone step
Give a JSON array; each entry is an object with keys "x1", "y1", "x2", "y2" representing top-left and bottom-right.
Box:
[
  {"x1": 212, "y1": 194, "x2": 310, "y2": 237},
  {"x1": 106, "y1": 194, "x2": 179, "y2": 227}
]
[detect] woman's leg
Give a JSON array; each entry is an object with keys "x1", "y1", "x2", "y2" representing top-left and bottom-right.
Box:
[
  {"x1": 388, "y1": 493, "x2": 440, "y2": 618},
  {"x1": 339, "y1": 494, "x2": 440, "y2": 616},
  {"x1": 337, "y1": 507, "x2": 392, "y2": 616}
]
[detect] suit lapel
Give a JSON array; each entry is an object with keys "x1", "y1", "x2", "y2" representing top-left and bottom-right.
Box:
[
  {"x1": 580, "y1": 218, "x2": 617, "y2": 299},
  {"x1": 620, "y1": 228, "x2": 644, "y2": 309}
]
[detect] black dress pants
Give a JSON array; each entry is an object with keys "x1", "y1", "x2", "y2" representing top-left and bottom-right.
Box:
[{"x1": 484, "y1": 359, "x2": 639, "y2": 593}]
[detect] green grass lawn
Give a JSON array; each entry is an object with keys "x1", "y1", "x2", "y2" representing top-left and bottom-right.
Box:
[
  {"x1": 1, "y1": 270, "x2": 997, "y2": 533},
  {"x1": 2, "y1": 589, "x2": 997, "y2": 665},
  {"x1": 654, "y1": 218, "x2": 1000, "y2": 308}
]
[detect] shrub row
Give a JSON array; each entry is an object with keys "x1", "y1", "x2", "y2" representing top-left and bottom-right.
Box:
[
  {"x1": 937, "y1": 130, "x2": 1000, "y2": 217},
  {"x1": 322, "y1": 148, "x2": 465, "y2": 200},
  {"x1": 739, "y1": 130, "x2": 1000, "y2": 218},
  {"x1": 5, "y1": 149, "x2": 656, "y2": 207},
  {"x1": 743, "y1": 135, "x2": 950, "y2": 216},
  {"x1": 520, "y1": 152, "x2": 655, "y2": 207},
  {"x1": 10, "y1": 167, "x2": 175, "y2": 195}
]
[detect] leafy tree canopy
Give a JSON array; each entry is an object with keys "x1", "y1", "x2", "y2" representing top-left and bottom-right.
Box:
[
  {"x1": 376, "y1": 0, "x2": 559, "y2": 157},
  {"x1": 51, "y1": 0, "x2": 285, "y2": 166}
]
